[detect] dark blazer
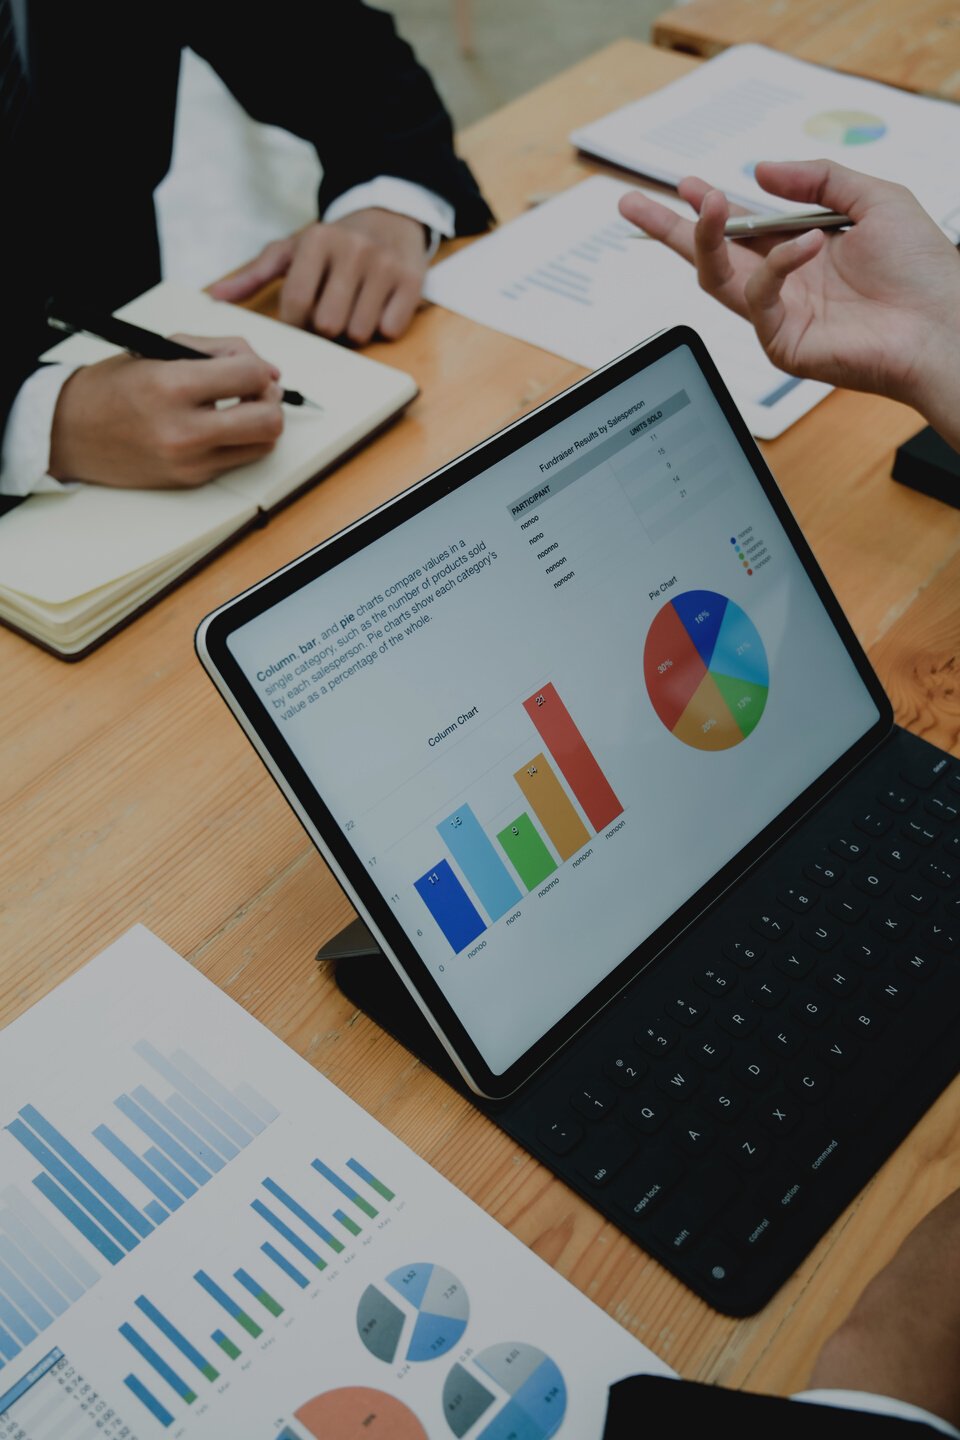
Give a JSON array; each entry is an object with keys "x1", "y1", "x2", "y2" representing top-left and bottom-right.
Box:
[
  {"x1": 604, "y1": 1376, "x2": 945, "y2": 1437},
  {"x1": 3, "y1": 0, "x2": 492, "y2": 447}
]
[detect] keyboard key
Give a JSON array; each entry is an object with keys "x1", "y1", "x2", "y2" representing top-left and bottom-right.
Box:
[
  {"x1": 538, "y1": 1116, "x2": 583, "y2": 1155},
  {"x1": 752, "y1": 911, "x2": 792, "y2": 940},
  {"x1": 843, "y1": 1006, "x2": 885, "y2": 1038},
  {"x1": 650, "y1": 1210, "x2": 699, "y2": 1253},
  {"x1": 920, "y1": 859, "x2": 956, "y2": 888},
  {"x1": 851, "y1": 866, "x2": 892, "y2": 897},
  {"x1": 635, "y1": 1020, "x2": 678, "y2": 1056},
  {"x1": 902, "y1": 819, "x2": 940, "y2": 847},
  {"x1": 665, "y1": 996, "x2": 708, "y2": 1027},
  {"x1": 801, "y1": 919, "x2": 842, "y2": 951},
  {"x1": 804, "y1": 859, "x2": 843, "y2": 886},
  {"x1": 757, "y1": 1097, "x2": 801, "y2": 1135},
  {"x1": 791, "y1": 994, "x2": 832, "y2": 1027},
  {"x1": 773, "y1": 946, "x2": 816, "y2": 980},
  {"x1": 832, "y1": 834, "x2": 869, "y2": 860},
  {"x1": 672, "y1": 1117, "x2": 714, "y2": 1156},
  {"x1": 573, "y1": 1126, "x2": 637, "y2": 1187},
  {"x1": 731, "y1": 1054, "x2": 777, "y2": 1092},
  {"x1": 878, "y1": 786, "x2": 914, "y2": 813},
  {"x1": 816, "y1": 964, "x2": 858, "y2": 999},
  {"x1": 745, "y1": 975, "x2": 787, "y2": 1008},
  {"x1": 897, "y1": 881, "x2": 937, "y2": 914},
  {"x1": 878, "y1": 841, "x2": 916, "y2": 871},
  {"x1": 614, "y1": 1151, "x2": 682, "y2": 1221},
  {"x1": 725, "y1": 1130, "x2": 771, "y2": 1171},
  {"x1": 603, "y1": 1052, "x2": 647, "y2": 1089},
  {"x1": 926, "y1": 795, "x2": 959, "y2": 823},
  {"x1": 720, "y1": 1197, "x2": 775, "y2": 1250},
  {"x1": 874, "y1": 977, "x2": 911, "y2": 1012},
  {"x1": 703, "y1": 1085, "x2": 746, "y2": 1122},
  {"x1": 802, "y1": 1134, "x2": 844, "y2": 1177},
  {"x1": 686, "y1": 1032, "x2": 729, "y2": 1069},
  {"x1": 716, "y1": 1003, "x2": 760, "y2": 1038},
  {"x1": 917, "y1": 919, "x2": 958, "y2": 953},
  {"x1": 688, "y1": 1239, "x2": 741, "y2": 1291},
  {"x1": 762, "y1": 1019, "x2": 806, "y2": 1057},
  {"x1": 778, "y1": 886, "x2": 817, "y2": 914},
  {"x1": 694, "y1": 965, "x2": 737, "y2": 997},
  {"x1": 871, "y1": 911, "x2": 911, "y2": 940},
  {"x1": 820, "y1": 1032, "x2": 859, "y2": 1070},
  {"x1": 763, "y1": 1172, "x2": 806, "y2": 1214},
  {"x1": 896, "y1": 949, "x2": 937, "y2": 980},
  {"x1": 723, "y1": 938, "x2": 765, "y2": 968},
  {"x1": 787, "y1": 1066, "x2": 830, "y2": 1102},
  {"x1": 570, "y1": 1081, "x2": 617, "y2": 1120},
  {"x1": 944, "y1": 834, "x2": 960, "y2": 860},
  {"x1": 656, "y1": 1065, "x2": 701, "y2": 1101},
  {"x1": 623, "y1": 1093, "x2": 668, "y2": 1133},
  {"x1": 827, "y1": 890, "x2": 867, "y2": 923},
  {"x1": 844, "y1": 938, "x2": 886, "y2": 969},
  {"x1": 901, "y1": 756, "x2": 949, "y2": 790},
  {"x1": 853, "y1": 811, "x2": 891, "y2": 837}
]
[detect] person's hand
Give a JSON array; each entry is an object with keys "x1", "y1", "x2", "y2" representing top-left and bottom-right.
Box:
[
  {"x1": 49, "y1": 335, "x2": 284, "y2": 489},
  {"x1": 618, "y1": 161, "x2": 960, "y2": 446},
  {"x1": 808, "y1": 1185, "x2": 960, "y2": 1428},
  {"x1": 208, "y1": 209, "x2": 430, "y2": 345}
]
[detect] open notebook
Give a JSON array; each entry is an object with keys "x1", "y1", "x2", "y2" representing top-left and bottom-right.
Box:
[{"x1": 0, "y1": 283, "x2": 417, "y2": 659}]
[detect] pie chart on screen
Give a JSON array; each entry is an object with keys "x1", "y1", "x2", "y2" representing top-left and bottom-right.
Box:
[
  {"x1": 644, "y1": 589, "x2": 769, "y2": 750},
  {"x1": 803, "y1": 109, "x2": 887, "y2": 145}
]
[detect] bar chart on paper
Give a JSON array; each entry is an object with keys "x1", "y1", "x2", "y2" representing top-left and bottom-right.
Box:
[{"x1": 414, "y1": 680, "x2": 623, "y2": 953}]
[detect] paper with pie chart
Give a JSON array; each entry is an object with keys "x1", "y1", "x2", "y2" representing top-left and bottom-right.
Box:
[
  {"x1": 358, "y1": 1263, "x2": 469, "y2": 1364},
  {"x1": 644, "y1": 589, "x2": 769, "y2": 750},
  {"x1": 443, "y1": 1342, "x2": 567, "y2": 1439}
]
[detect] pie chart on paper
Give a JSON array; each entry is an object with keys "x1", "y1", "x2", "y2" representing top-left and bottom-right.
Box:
[
  {"x1": 803, "y1": 109, "x2": 887, "y2": 145},
  {"x1": 357, "y1": 1263, "x2": 469, "y2": 1364},
  {"x1": 644, "y1": 589, "x2": 769, "y2": 750}
]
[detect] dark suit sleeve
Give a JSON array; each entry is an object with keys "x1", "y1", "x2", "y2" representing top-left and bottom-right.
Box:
[
  {"x1": 183, "y1": 1, "x2": 493, "y2": 234},
  {"x1": 603, "y1": 1376, "x2": 946, "y2": 1438}
]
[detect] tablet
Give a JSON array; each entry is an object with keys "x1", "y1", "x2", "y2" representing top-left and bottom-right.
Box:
[{"x1": 196, "y1": 326, "x2": 887, "y2": 1100}]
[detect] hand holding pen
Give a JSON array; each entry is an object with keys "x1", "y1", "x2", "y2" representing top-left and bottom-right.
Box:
[{"x1": 617, "y1": 158, "x2": 960, "y2": 420}]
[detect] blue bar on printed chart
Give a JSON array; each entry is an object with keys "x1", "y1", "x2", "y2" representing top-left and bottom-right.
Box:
[
  {"x1": 0, "y1": 1186, "x2": 97, "y2": 1296},
  {"x1": 311, "y1": 1159, "x2": 378, "y2": 1219},
  {"x1": 0, "y1": 1320, "x2": 20, "y2": 1363},
  {"x1": 144, "y1": 1146, "x2": 197, "y2": 1200},
  {"x1": 0, "y1": 1288, "x2": 33, "y2": 1348},
  {"x1": 0, "y1": 1235, "x2": 65, "y2": 1320},
  {"x1": 113, "y1": 1094, "x2": 210, "y2": 1187},
  {"x1": 346, "y1": 1158, "x2": 395, "y2": 1202},
  {"x1": 7, "y1": 1118, "x2": 142, "y2": 1254},
  {"x1": 165, "y1": 1092, "x2": 239, "y2": 1162},
  {"x1": 14, "y1": 1106, "x2": 153, "y2": 1239},
  {"x1": 120, "y1": 1323, "x2": 197, "y2": 1403},
  {"x1": 135, "y1": 1296, "x2": 219, "y2": 1380},
  {"x1": 261, "y1": 1178, "x2": 343, "y2": 1253},
  {"x1": 437, "y1": 804, "x2": 521, "y2": 920},
  {"x1": 31, "y1": 1174, "x2": 124, "y2": 1266},
  {"x1": 93, "y1": 1125, "x2": 184, "y2": 1212},
  {"x1": 144, "y1": 1201, "x2": 168, "y2": 1225},
  {"x1": 194, "y1": 1272, "x2": 262, "y2": 1338},
  {"x1": 132, "y1": 1041, "x2": 258, "y2": 1149},
  {"x1": 262, "y1": 1242, "x2": 308, "y2": 1289},
  {"x1": 130, "y1": 1087, "x2": 225, "y2": 1174},
  {"x1": 125, "y1": 1373, "x2": 174, "y2": 1428},
  {"x1": 414, "y1": 860, "x2": 485, "y2": 953},
  {"x1": 0, "y1": 1254, "x2": 50, "y2": 1333},
  {"x1": 251, "y1": 1200, "x2": 327, "y2": 1270}
]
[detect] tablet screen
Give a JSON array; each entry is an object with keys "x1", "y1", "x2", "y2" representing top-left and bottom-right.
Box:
[{"x1": 223, "y1": 340, "x2": 881, "y2": 1077}]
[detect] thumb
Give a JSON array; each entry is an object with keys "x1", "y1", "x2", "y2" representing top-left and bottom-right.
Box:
[{"x1": 208, "y1": 237, "x2": 296, "y2": 301}]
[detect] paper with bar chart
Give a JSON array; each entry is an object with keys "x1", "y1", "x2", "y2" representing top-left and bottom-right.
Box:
[{"x1": 0, "y1": 927, "x2": 670, "y2": 1438}]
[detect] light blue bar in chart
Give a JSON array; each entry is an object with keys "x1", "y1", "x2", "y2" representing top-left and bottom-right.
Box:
[
  {"x1": 234, "y1": 1083, "x2": 279, "y2": 1126},
  {"x1": 94, "y1": 1125, "x2": 183, "y2": 1212},
  {"x1": 437, "y1": 804, "x2": 521, "y2": 921},
  {"x1": 131, "y1": 1088, "x2": 224, "y2": 1174},
  {"x1": 170, "y1": 1049, "x2": 265, "y2": 1136},
  {"x1": 0, "y1": 1254, "x2": 50, "y2": 1332},
  {"x1": 144, "y1": 1201, "x2": 167, "y2": 1225},
  {"x1": 114, "y1": 1095, "x2": 209, "y2": 1187},
  {"x1": 0, "y1": 1236, "x2": 65, "y2": 1319},
  {"x1": 2, "y1": 1187, "x2": 98, "y2": 1292},
  {"x1": 166, "y1": 1093, "x2": 239, "y2": 1162},
  {"x1": 0, "y1": 1207, "x2": 81, "y2": 1306},
  {"x1": 8, "y1": 1119, "x2": 141, "y2": 1253},
  {"x1": 0, "y1": 1320, "x2": 19, "y2": 1363},
  {"x1": 144, "y1": 1146, "x2": 197, "y2": 1200},
  {"x1": 133, "y1": 1041, "x2": 253, "y2": 1150},
  {"x1": 0, "y1": 1286, "x2": 35, "y2": 1347},
  {"x1": 32, "y1": 1175, "x2": 124, "y2": 1265},
  {"x1": 17, "y1": 1105, "x2": 153, "y2": 1239}
]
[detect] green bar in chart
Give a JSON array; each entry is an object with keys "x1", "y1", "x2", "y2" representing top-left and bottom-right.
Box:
[
  {"x1": 497, "y1": 813, "x2": 557, "y2": 890},
  {"x1": 212, "y1": 1329, "x2": 241, "y2": 1360}
]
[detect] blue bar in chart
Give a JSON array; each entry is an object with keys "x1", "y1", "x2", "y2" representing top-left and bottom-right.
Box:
[
  {"x1": 16, "y1": 1105, "x2": 153, "y2": 1239},
  {"x1": 135, "y1": 1042, "x2": 267, "y2": 1139},
  {"x1": 120, "y1": 1323, "x2": 197, "y2": 1404},
  {"x1": 261, "y1": 1177, "x2": 343, "y2": 1253},
  {"x1": 135, "y1": 1296, "x2": 219, "y2": 1381},
  {"x1": 7, "y1": 1118, "x2": 142, "y2": 1253},
  {"x1": 346, "y1": 1158, "x2": 395, "y2": 1202},
  {"x1": 0, "y1": 1254, "x2": 50, "y2": 1333},
  {"x1": 166, "y1": 1092, "x2": 239, "y2": 1162},
  {"x1": 32, "y1": 1174, "x2": 124, "y2": 1265},
  {"x1": 311, "y1": 1159, "x2": 378, "y2": 1219},
  {"x1": 0, "y1": 1186, "x2": 97, "y2": 1299},
  {"x1": 0, "y1": 1235, "x2": 65, "y2": 1320},
  {"x1": 251, "y1": 1200, "x2": 327, "y2": 1271},
  {"x1": 235, "y1": 1083, "x2": 280, "y2": 1126},
  {"x1": 194, "y1": 1271, "x2": 262, "y2": 1338},
  {"x1": 0, "y1": 1320, "x2": 19, "y2": 1363},
  {"x1": 144, "y1": 1145, "x2": 197, "y2": 1200},
  {"x1": 130, "y1": 1086, "x2": 225, "y2": 1174},
  {"x1": 144, "y1": 1200, "x2": 168, "y2": 1225},
  {"x1": 437, "y1": 804, "x2": 522, "y2": 920},
  {"x1": 262, "y1": 1242, "x2": 308, "y2": 1289},
  {"x1": 114, "y1": 1094, "x2": 210, "y2": 1187},
  {"x1": 93, "y1": 1125, "x2": 184, "y2": 1212},
  {"x1": 414, "y1": 860, "x2": 485, "y2": 954},
  {"x1": 125, "y1": 1372, "x2": 174, "y2": 1428},
  {"x1": 0, "y1": 1287, "x2": 34, "y2": 1347},
  {"x1": 334, "y1": 1208, "x2": 362, "y2": 1237}
]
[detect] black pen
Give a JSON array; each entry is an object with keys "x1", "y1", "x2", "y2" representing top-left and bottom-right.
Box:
[{"x1": 46, "y1": 303, "x2": 323, "y2": 410}]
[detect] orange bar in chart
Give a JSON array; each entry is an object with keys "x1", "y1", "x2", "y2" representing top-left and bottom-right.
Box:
[
  {"x1": 514, "y1": 753, "x2": 590, "y2": 861},
  {"x1": 523, "y1": 683, "x2": 622, "y2": 831}
]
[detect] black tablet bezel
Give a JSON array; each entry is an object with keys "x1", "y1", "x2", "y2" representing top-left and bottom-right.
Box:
[{"x1": 197, "y1": 326, "x2": 893, "y2": 1099}]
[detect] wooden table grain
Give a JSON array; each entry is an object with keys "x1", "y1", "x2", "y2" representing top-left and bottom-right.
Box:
[
  {"x1": 1, "y1": 39, "x2": 958, "y2": 1400},
  {"x1": 652, "y1": 0, "x2": 960, "y2": 100}
]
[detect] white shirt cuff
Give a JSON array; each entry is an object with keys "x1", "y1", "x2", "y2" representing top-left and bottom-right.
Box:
[
  {"x1": 322, "y1": 176, "x2": 456, "y2": 261},
  {"x1": 1, "y1": 364, "x2": 79, "y2": 496},
  {"x1": 793, "y1": 1389, "x2": 960, "y2": 1436}
]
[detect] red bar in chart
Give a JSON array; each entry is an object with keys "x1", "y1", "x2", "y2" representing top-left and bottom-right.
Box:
[{"x1": 522, "y1": 683, "x2": 622, "y2": 831}]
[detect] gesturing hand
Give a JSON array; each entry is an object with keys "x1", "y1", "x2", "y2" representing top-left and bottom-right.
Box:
[
  {"x1": 618, "y1": 160, "x2": 960, "y2": 444},
  {"x1": 209, "y1": 209, "x2": 430, "y2": 345}
]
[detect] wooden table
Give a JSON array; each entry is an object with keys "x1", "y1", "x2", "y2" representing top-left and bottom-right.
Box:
[
  {"x1": 652, "y1": 0, "x2": 960, "y2": 100},
  {"x1": 2, "y1": 39, "x2": 959, "y2": 1402}
]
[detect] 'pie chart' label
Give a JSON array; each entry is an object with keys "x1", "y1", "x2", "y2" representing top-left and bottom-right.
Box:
[
  {"x1": 644, "y1": 589, "x2": 768, "y2": 750},
  {"x1": 357, "y1": 1263, "x2": 469, "y2": 1364}
]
